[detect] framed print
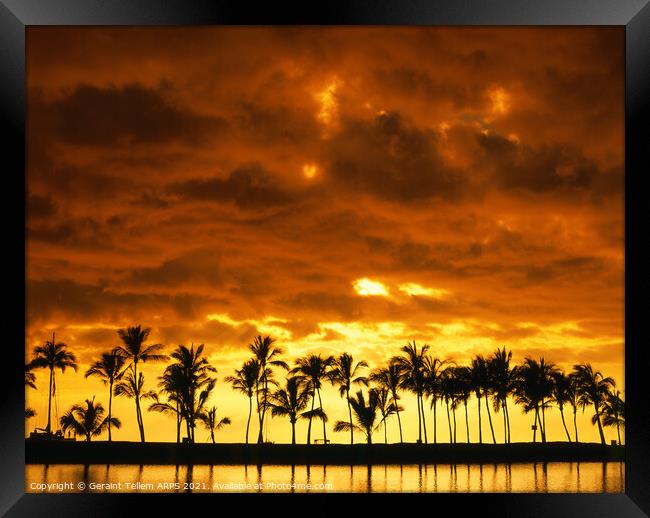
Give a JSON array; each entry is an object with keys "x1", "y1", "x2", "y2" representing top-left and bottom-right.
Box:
[{"x1": 1, "y1": 0, "x2": 648, "y2": 516}]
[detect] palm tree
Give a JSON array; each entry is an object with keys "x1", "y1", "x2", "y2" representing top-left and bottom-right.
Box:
[
  {"x1": 225, "y1": 359, "x2": 260, "y2": 444},
  {"x1": 164, "y1": 344, "x2": 217, "y2": 443},
  {"x1": 470, "y1": 355, "x2": 496, "y2": 444},
  {"x1": 453, "y1": 366, "x2": 473, "y2": 443},
  {"x1": 374, "y1": 386, "x2": 400, "y2": 444},
  {"x1": 392, "y1": 342, "x2": 429, "y2": 443},
  {"x1": 115, "y1": 368, "x2": 156, "y2": 440},
  {"x1": 440, "y1": 366, "x2": 458, "y2": 443},
  {"x1": 151, "y1": 364, "x2": 186, "y2": 443},
  {"x1": 550, "y1": 370, "x2": 574, "y2": 442},
  {"x1": 602, "y1": 390, "x2": 624, "y2": 445},
  {"x1": 25, "y1": 364, "x2": 37, "y2": 422},
  {"x1": 488, "y1": 348, "x2": 517, "y2": 443},
  {"x1": 28, "y1": 333, "x2": 78, "y2": 436},
  {"x1": 249, "y1": 335, "x2": 288, "y2": 444},
  {"x1": 199, "y1": 406, "x2": 231, "y2": 443},
  {"x1": 369, "y1": 363, "x2": 405, "y2": 442},
  {"x1": 334, "y1": 390, "x2": 380, "y2": 444},
  {"x1": 60, "y1": 397, "x2": 120, "y2": 442},
  {"x1": 423, "y1": 356, "x2": 447, "y2": 444},
  {"x1": 514, "y1": 357, "x2": 556, "y2": 442},
  {"x1": 572, "y1": 363, "x2": 615, "y2": 445},
  {"x1": 290, "y1": 354, "x2": 334, "y2": 444},
  {"x1": 116, "y1": 325, "x2": 166, "y2": 442},
  {"x1": 269, "y1": 377, "x2": 311, "y2": 444},
  {"x1": 329, "y1": 353, "x2": 368, "y2": 444},
  {"x1": 25, "y1": 364, "x2": 37, "y2": 390},
  {"x1": 85, "y1": 349, "x2": 125, "y2": 441}
]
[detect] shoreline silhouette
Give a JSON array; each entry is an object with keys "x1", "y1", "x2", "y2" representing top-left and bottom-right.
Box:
[{"x1": 26, "y1": 440, "x2": 624, "y2": 465}]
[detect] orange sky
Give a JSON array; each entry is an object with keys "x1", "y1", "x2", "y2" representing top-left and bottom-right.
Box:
[{"x1": 25, "y1": 27, "x2": 624, "y2": 444}]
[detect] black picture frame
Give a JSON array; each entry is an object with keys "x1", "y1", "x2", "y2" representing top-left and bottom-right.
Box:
[{"x1": 1, "y1": 1, "x2": 648, "y2": 516}]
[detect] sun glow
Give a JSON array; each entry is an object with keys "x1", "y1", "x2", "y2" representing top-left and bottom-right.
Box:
[
  {"x1": 316, "y1": 78, "x2": 341, "y2": 136},
  {"x1": 302, "y1": 163, "x2": 319, "y2": 179},
  {"x1": 488, "y1": 86, "x2": 510, "y2": 115},
  {"x1": 352, "y1": 278, "x2": 389, "y2": 296}
]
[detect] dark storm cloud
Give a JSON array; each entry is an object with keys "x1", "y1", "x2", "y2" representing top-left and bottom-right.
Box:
[
  {"x1": 27, "y1": 194, "x2": 57, "y2": 219},
  {"x1": 33, "y1": 83, "x2": 226, "y2": 147},
  {"x1": 125, "y1": 249, "x2": 222, "y2": 289},
  {"x1": 477, "y1": 131, "x2": 598, "y2": 193},
  {"x1": 167, "y1": 162, "x2": 294, "y2": 209},
  {"x1": 524, "y1": 256, "x2": 606, "y2": 283},
  {"x1": 323, "y1": 111, "x2": 466, "y2": 202}
]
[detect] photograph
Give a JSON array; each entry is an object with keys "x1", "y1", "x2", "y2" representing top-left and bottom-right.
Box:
[{"x1": 23, "y1": 25, "x2": 626, "y2": 495}]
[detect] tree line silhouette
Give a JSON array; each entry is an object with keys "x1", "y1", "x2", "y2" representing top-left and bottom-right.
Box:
[{"x1": 25, "y1": 326, "x2": 625, "y2": 446}]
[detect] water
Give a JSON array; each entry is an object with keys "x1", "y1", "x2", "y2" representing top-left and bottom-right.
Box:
[{"x1": 26, "y1": 462, "x2": 624, "y2": 493}]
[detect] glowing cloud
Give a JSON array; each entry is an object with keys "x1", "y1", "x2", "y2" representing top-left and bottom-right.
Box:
[
  {"x1": 302, "y1": 163, "x2": 319, "y2": 179},
  {"x1": 315, "y1": 78, "x2": 341, "y2": 136},
  {"x1": 398, "y1": 283, "x2": 449, "y2": 299},
  {"x1": 488, "y1": 86, "x2": 511, "y2": 115},
  {"x1": 353, "y1": 278, "x2": 389, "y2": 296}
]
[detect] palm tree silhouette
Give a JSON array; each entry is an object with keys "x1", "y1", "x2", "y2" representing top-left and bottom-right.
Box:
[
  {"x1": 488, "y1": 348, "x2": 517, "y2": 443},
  {"x1": 470, "y1": 355, "x2": 496, "y2": 444},
  {"x1": 550, "y1": 371, "x2": 574, "y2": 442},
  {"x1": 28, "y1": 333, "x2": 77, "y2": 437},
  {"x1": 392, "y1": 342, "x2": 428, "y2": 443},
  {"x1": 225, "y1": 359, "x2": 260, "y2": 444},
  {"x1": 269, "y1": 376, "x2": 310, "y2": 444},
  {"x1": 423, "y1": 356, "x2": 447, "y2": 444},
  {"x1": 514, "y1": 357, "x2": 556, "y2": 442},
  {"x1": 25, "y1": 364, "x2": 37, "y2": 422},
  {"x1": 60, "y1": 397, "x2": 120, "y2": 442},
  {"x1": 249, "y1": 335, "x2": 288, "y2": 444},
  {"x1": 572, "y1": 363, "x2": 615, "y2": 445},
  {"x1": 369, "y1": 363, "x2": 405, "y2": 443},
  {"x1": 199, "y1": 406, "x2": 231, "y2": 443},
  {"x1": 85, "y1": 349, "x2": 125, "y2": 441},
  {"x1": 453, "y1": 366, "x2": 473, "y2": 443},
  {"x1": 334, "y1": 389, "x2": 381, "y2": 444},
  {"x1": 116, "y1": 325, "x2": 166, "y2": 442},
  {"x1": 440, "y1": 365, "x2": 458, "y2": 443},
  {"x1": 602, "y1": 390, "x2": 624, "y2": 445},
  {"x1": 115, "y1": 368, "x2": 156, "y2": 441},
  {"x1": 150, "y1": 363, "x2": 185, "y2": 443},
  {"x1": 329, "y1": 353, "x2": 368, "y2": 444},
  {"x1": 163, "y1": 343, "x2": 217, "y2": 443},
  {"x1": 374, "y1": 386, "x2": 400, "y2": 443},
  {"x1": 290, "y1": 354, "x2": 334, "y2": 444}
]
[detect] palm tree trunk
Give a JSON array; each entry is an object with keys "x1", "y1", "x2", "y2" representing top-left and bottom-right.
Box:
[
  {"x1": 484, "y1": 395, "x2": 496, "y2": 444},
  {"x1": 420, "y1": 394, "x2": 428, "y2": 444},
  {"x1": 452, "y1": 406, "x2": 457, "y2": 443},
  {"x1": 541, "y1": 399, "x2": 547, "y2": 443},
  {"x1": 307, "y1": 393, "x2": 315, "y2": 444},
  {"x1": 384, "y1": 414, "x2": 388, "y2": 444},
  {"x1": 47, "y1": 366, "x2": 53, "y2": 436},
  {"x1": 291, "y1": 420, "x2": 296, "y2": 445},
  {"x1": 433, "y1": 399, "x2": 437, "y2": 444},
  {"x1": 255, "y1": 380, "x2": 263, "y2": 444},
  {"x1": 464, "y1": 401, "x2": 470, "y2": 443},
  {"x1": 502, "y1": 402, "x2": 507, "y2": 443},
  {"x1": 573, "y1": 405, "x2": 579, "y2": 443},
  {"x1": 445, "y1": 399, "x2": 452, "y2": 443},
  {"x1": 133, "y1": 362, "x2": 145, "y2": 443},
  {"x1": 594, "y1": 403, "x2": 606, "y2": 445},
  {"x1": 416, "y1": 393, "x2": 422, "y2": 443},
  {"x1": 317, "y1": 388, "x2": 327, "y2": 444},
  {"x1": 211, "y1": 429, "x2": 215, "y2": 444},
  {"x1": 347, "y1": 389, "x2": 354, "y2": 444},
  {"x1": 559, "y1": 406, "x2": 572, "y2": 442},
  {"x1": 176, "y1": 406, "x2": 181, "y2": 444},
  {"x1": 504, "y1": 399, "x2": 511, "y2": 443},
  {"x1": 108, "y1": 381, "x2": 113, "y2": 442},
  {"x1": 394, "y1": 391, "x2": 404, "y2": 443},
  {"x1": 616, "y1": 420, "x2": 621, "y2": 445},
  {"x1": 245, "y1": 396, "x2": 252, "y2": 444},
  {"x1": 477, "y1": 394, "x2": 483, "y2": 444},
  {"x1": 533, "y1": 406, "x2": 539, "y2": 442}
]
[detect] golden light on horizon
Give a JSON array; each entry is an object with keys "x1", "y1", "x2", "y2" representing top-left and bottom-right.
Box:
[{"x1": 352, "y1": 277, "x2": 390, "y2": 296}]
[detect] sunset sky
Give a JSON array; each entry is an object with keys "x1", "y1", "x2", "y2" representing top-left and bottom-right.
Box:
[{"x1": 26, "y1": 27, "x2": 624, "y2": 444}]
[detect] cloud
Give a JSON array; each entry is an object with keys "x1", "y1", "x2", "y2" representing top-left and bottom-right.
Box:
[
  {"x1": 167, "y1": 162, "x2": 294, "y2": 209},
  {"x1": 322, "y1": 111, "x2": 466, "y2": 202},
  {"x1": 32, "y1": 83, "x2": 226, "y2": 147}
]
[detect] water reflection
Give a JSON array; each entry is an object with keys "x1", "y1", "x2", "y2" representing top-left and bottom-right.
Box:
[{"x1": 27, "y1": 462, "x2": 624, "y2": 493}]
